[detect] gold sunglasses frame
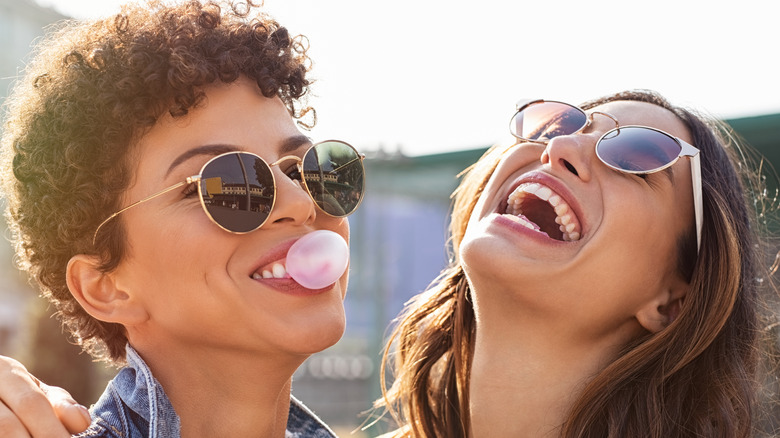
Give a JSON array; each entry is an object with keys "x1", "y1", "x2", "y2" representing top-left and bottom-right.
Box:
[{"x1": 92, "y1": 140, "x2": 365, "y2": 245}]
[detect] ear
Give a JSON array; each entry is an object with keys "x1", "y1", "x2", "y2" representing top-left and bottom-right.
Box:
[
  {"x1": 66, "y1": 254, "x2": 148, "y2": 325},
  {"x1": 635, "y1": 277, "x2": 688, "y2": 334}
]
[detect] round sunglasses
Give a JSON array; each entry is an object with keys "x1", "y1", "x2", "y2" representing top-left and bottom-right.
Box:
[
  {"x1": 509, "y1": 99, "x2": 703, "y2": 251},
  {"x1": 93, "y1": 140, "x2": 365, "y2": 244}
]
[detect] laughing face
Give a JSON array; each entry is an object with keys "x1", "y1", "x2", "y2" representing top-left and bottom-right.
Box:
[{"x1": 460, "y1": 100, "x2": 696, "y2": 342}]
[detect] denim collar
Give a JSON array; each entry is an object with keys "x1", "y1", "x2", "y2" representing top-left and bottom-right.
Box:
[
  {"x1": 119, "y1": 345, "x2": 181, "y2": 436},
  {"x1": 110, "y1": 345, "x2": 336, "y2": 437}
]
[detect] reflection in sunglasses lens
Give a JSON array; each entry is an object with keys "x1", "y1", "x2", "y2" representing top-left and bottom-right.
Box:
[
  {"x1": 598, "y1": 127, "x2": 681, "y2": 173},
  {"x1": 303, "y1": 141, "x2": 364, "y2": 217},
  {"x1": 513, "y1": 102, "x2": 588, "y2": 140},
  {"x1": 200, "y1": 153, "x2": 274, "y2": 232},
  {"x1": 194, "y1": 142, "x2": 363, "y2": 233}
]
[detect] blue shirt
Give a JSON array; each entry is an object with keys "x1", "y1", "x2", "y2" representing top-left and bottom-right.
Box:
[{"x1": 74, "y1": 345, "x2": 337, "y2": 437}]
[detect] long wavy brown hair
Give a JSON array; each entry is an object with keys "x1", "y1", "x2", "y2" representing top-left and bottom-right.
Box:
[
  {"x1": 0, "y1": 0, "x2": 313, "y2": 364},
  {"x1": 379, "y1": 90, "x2": 779, "y2": 437}
]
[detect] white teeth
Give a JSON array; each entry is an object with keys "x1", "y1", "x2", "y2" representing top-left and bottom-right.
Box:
[
  {"x1": 252, "y1": 262, "x2": 289, "y2": 280},
  {"x1": 272, "y1": 263, "x2": 286, "y2": 278},
  {"x1": 506, "y1": 182, "x2": 582, "y2": 242},
  {"x1": 535, "y1": 186, "x2": 552, "y2": 201}
]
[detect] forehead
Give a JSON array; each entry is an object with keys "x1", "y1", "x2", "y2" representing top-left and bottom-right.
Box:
[
  {"x1": 588, "y1": 100, "x2": 692, "y2": 144},
  {"x1": 132, "y1": 79, "x2": 301, "y2": 167}
]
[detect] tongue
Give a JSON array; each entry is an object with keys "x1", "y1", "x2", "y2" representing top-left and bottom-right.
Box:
[
  {"x1": 286, "y1": 230, "x2": 349, "y2": 289},
  {"x1": 515, "y1": 213, "x2": 549, "y2": 237}
]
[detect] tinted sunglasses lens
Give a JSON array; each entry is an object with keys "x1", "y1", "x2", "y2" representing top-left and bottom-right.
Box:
[
  {"x1": 597, "y1": 127, "x2": 681, "y2": 173},
  {"x1": 302, "y1": 141, "x2": 364, "y2": 217},
  {"x1": 200, "y1": 152, "x2": 274, "y2": 232},
  {"x1": 511, "y1": 101, "x2": 588, "y2": 140}
]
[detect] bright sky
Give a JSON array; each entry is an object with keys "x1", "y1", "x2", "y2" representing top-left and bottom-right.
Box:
[{"x1": 36, "y1": 0, "x2": 780, "y2": 156}]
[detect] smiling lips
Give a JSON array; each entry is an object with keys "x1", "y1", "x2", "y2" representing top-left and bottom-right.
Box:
[{"x1": 505, "y1": 182, "x2": 582, "y2": 242}]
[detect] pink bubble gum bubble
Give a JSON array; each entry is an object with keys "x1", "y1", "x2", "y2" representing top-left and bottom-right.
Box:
[{"x1": 286, "y1": 230, "x2": 349, "y2": 289}]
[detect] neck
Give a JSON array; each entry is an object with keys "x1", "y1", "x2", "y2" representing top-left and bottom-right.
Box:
[
  {"x1": 133, "y1": 341, "x2": 304, "y2": 438},
  {"x1": 468, "y1": 290, "x2": 641, "y2": 438}
]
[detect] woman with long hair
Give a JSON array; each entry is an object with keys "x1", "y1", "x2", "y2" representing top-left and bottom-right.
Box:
[{"x1": 379, "y1": 90, "x2": 778, "y2": 437}]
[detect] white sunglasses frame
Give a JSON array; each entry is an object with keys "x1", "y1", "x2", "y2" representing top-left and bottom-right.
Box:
[{"x1": 509, "y1": 99, "x2": 703, "y2": 252}]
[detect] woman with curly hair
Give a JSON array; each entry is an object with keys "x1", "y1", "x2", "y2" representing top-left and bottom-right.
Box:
[
  {"x1": 377, "y1": 91, "x2": 778, "y2": 437},
  {"x1": 0, "y1": 0, "x2": 365, "y2": 436}
]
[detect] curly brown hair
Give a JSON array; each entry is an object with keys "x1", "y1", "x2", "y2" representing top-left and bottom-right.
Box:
[{"x1": 0, "y1": 0, "x2": 314, "y2": 364}]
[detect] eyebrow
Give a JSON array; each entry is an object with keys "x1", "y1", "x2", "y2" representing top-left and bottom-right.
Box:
[
  {"x1": 165, "y1": 135, "x2": 312, "y2": 177},
  {"x1": 279, "y1": 135, "x2": 313, "y2": 155}
]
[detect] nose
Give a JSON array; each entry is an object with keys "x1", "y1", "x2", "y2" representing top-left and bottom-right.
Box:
[
  {"x1": 264, "y1": 166, "x2": 317, "y2": 227},
  {"x1": 540, "y1": 132, "x2": 598, "y2": 182}
]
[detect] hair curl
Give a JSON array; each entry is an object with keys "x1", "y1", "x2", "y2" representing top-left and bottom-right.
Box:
[
  {"x1": 379, "y1": 90, "x2": 779, "y2": 437},
  {"x1": 0, "y1": 0, "x2": 314, "y2": 364}
]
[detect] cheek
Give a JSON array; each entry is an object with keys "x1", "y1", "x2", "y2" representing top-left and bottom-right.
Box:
[
  {"x1": 598, "y1": 208, "x2": 680, "y2": 286},
  {"x1": 317, "y1": 215, "x2": 350, "y2": 243},
  {"x1": 339, "y1": 218, "x2": 350, "y2": 243},
  {"x1": 468, "y1": 175, "x2": 502, "y2": 224},
  {"x1": 122, "y1": 208, "x2": 226, "y2": 278}
]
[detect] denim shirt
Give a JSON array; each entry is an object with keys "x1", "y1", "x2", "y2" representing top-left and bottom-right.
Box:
[{"x1": 75, "y1": 345, "x2": 337, "y2": 438}]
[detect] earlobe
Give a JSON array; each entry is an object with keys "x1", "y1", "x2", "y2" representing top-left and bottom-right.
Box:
[
  {"x1": 66, "y1": 255, "x2": 148, "y2": 325},
  {"x1": 636, "y1": 280, "x2": 688, "y2": 334}
]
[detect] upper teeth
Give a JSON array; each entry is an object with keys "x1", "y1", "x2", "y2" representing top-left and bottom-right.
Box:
[
  {"x1": 506, "y1": 182, "x2": 582, "y2": 242},
  {"x1": 252, "y1": 262, "x2": 289, "y2": 280}
]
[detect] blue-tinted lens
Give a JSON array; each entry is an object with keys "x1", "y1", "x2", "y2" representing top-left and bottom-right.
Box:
[{"x1": 597, "y1": 126, "x2": 681, "y2": 173}]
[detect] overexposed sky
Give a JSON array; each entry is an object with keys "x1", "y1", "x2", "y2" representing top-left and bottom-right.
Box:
[{"x1": 36, "y1": 0, "x2": 780, "y2": 156}]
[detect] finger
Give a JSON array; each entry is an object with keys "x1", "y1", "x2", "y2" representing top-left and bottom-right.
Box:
[
  {"x1": 0, "y1": 400, "x2": 31, "y2": 438},
  {"x1": 0, "y1": 358, "x2": 71, "y2": 438},
  {"x1": 44, "y1": 386, "x2": 91, "y2": 434}
]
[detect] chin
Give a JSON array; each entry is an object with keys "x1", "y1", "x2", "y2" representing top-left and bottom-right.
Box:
[
  {"x1": 287, "y1": 308, "x2": 346, "y2": 355},
  {"x1": 460, "y1": 228, "x2": 517, "y2": 277}
]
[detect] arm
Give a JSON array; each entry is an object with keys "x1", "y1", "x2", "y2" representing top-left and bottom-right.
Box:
[{"x1": 0, "y1": 355, "x2": 90, "y2": 437}]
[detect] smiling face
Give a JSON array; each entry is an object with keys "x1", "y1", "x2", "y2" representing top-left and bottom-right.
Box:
[
  {"x1": 460, "y1": 100, "x2": 695, "y2": 342},
  {"x1": 103, "y1": 77, "x2": 349, "y2": 360}
]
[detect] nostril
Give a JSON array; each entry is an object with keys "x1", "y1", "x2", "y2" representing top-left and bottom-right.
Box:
[{"x1": 562, "y1": 159, "x2": 579, "y2": 176}]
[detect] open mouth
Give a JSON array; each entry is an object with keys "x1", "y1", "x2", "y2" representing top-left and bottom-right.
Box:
[{"x1": 503, "y1": 182, "x2": 582, "y2": 242}]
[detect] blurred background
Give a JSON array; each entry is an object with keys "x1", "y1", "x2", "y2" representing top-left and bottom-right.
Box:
[{"x1": 1, "y1": 0, "x2": 779, "y2": 436}]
